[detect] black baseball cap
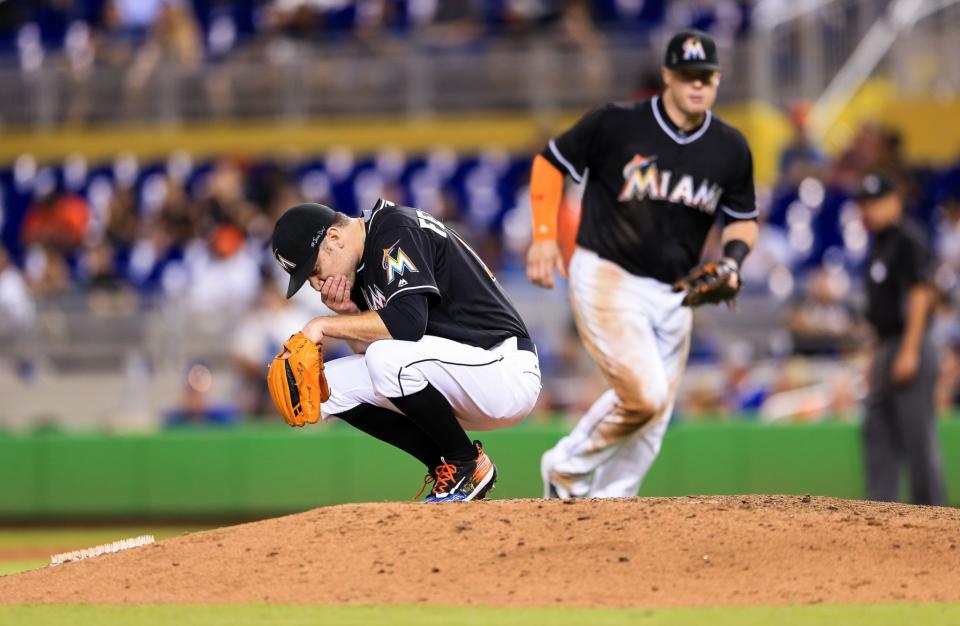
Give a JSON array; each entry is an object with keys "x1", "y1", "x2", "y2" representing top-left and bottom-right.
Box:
[
  {"x1": 271, "y1": 203, "x2": 337, "y2": 299},
  {"x1": 664, "y1": 30, "x2": 721, "y2": 71},
  {"x1": 854, "y1": 172, "x2": 896, "y2": 201}
]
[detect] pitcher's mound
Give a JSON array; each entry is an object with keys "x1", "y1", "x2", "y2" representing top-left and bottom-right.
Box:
[{"x1": 3, "y1": 496, "x2": 960, "y2": 607}]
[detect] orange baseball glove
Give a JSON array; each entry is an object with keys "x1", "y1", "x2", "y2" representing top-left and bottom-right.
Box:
[{"x1": 267, "y1": 331, "x2": 331, "y2": 427}]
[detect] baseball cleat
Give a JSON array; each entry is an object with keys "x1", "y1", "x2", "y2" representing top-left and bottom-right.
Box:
[
  {"x1": 541, "y1": 450, "x2": 576, "y2": 499},
  {"x1": 423, "y1": 441, "x2": 497, "y2": 502},
  {"x1": 412, "y1": 468, "x2": 437, "y2": 501},
  {"x1": 540, "y1": 450, "x2": 563, "y2": 499}
]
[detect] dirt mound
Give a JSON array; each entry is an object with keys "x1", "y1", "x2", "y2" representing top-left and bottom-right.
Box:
[{"x1": 3, "y1": 496, "x2": 960, "y2": 607}]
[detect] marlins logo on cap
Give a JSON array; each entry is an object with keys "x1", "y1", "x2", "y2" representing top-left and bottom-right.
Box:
[
  {"x1": 682, "y1": 37, "x2": 706, "y2": 61},
  {"x1": 274, "y1": 250, "x2": 297, "y2": 272},
  {"x1": 664, "y1": 29, "x2": 721, "y2": 71}
]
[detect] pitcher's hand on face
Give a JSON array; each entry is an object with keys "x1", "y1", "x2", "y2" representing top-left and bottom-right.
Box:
[
  {"x1": 526, "y1": 240, "x2": 567, "y2": 289},
  {"x1": 320, "y1": 275, "x2": 360, "y2": 314}
]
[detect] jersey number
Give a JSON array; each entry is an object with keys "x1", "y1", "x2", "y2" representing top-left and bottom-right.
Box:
[{"x1": 417, "y1": 210, "x2": 448, "y2": 238}]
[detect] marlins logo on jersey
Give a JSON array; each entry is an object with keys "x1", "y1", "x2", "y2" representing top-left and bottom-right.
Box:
[
  {"x1": 617, "y1": 154, "x2": 723, "y2": 215},
  {"x1": 382, "y1": 240, "x2": 419, "y2": 285}
]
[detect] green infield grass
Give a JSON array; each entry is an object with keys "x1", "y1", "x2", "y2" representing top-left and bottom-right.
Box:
[
  {"x1": 0, "y1": 560, "x2": 45, "y2": 576},
  {"x1": 1, "y1": 604, "x2": 959, "y2": 626}
]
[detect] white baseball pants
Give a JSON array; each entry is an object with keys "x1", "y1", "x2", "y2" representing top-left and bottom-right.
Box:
[
  {"x1": 542, "y1": 247, "x2": 692, "y2": 498},
  {"x1": 320, "y1": 335, "x2": 542, "y2": 432}
]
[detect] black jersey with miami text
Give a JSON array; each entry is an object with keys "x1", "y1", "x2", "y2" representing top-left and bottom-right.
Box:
[
  {"x1": 351, "y1": 199, "x2": 530, "y2": 349},
  {"x1": 542, "y1": 95, "x2": 757, "y2": 284}
]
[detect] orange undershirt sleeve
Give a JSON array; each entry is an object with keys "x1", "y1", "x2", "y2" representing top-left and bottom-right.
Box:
[{"x1": 529, "y1": 154, "x2": 565, "y2": 243}]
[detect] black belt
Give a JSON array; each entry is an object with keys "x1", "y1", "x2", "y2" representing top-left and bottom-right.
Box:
[{"x1": 517, "y1": 336, "x2": 537, "y2": 354}]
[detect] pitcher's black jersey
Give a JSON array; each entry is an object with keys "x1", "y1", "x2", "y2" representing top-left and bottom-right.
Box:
[
  {"x1": 352, "y1": 199, "x2": 530, "y2": 349},
  {"x1": 542, "y1": 95, "x2": 757, "y2": 284}
]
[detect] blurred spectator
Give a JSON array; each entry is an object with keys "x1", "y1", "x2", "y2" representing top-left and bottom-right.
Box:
[
  {"x1": 786, "y1": 267, "x2": 866, "y2": 355},
  {"x1": 935, "y1": 321, "x2": 960, "y2": 414},
  {"x1": 266, "y1": 0, "x2": 328, "y2": 40},
  {"x1": 0, "y1": 245, "x2": 37, "y2": 336},
  {"x1": 63, "y1": 18, "x2": 97, "y2": 127},
  {"x1": 935, "y1": 190, "x2": 960, "y2": 272},
  {"x1": 830, "y1": 123, "x2": 884, "y2": 190},
  {"x1": 181, "y1": 223, "x2": 261, "y2": 311},
  {"x1": 23, "y1": 245, "x2": 71, "y2": 297},
  {"x1": 113, "y1": 0, "x2": 167, "y2": 32},
  {"x1": 719, "y1": 341, "x2": 769, "y2": 415},
  {"x1": 104, "y1": 184, "x2": 140, "y2": 251},
  {"x1": 127, "y1": 224, "x2": 183, "y2": 293},
  {"x1": 777, "y1": 100, "x2": 825, "y2": 186},
  {"x1": 21, "y1": 185, "x2": 90, "y2": 256},
  {"x1": 79, "y1": 239, "x2": 138, "y2": 313},
  {"x1": 165, "y1": 361, "x2": 240, "y2": 426},
  {"x1": 496, "y1": 0, "x2": 561, "y2": 37},
  {"x1": 830, "y1": 123, "x2": 912, "y2": 196},
  {"x1": 758, "y1": 357, "x2": 861, "y2": 423},
  {"x1": 124, "y1": 0, "x2": 203, "y2": 120},
  {"x1": 558, "y1": 0, "x2": 612, "y2": 100},
  {"x1": 665, "y1": 0, "x2": 743, "y2": 44},
  {"x1": 81, "y1": 240, "x2": 123, "y2": 291},
  {"x1": 410, "y1": 0, "x2": 486, "y2": 49},
  {"x1": 195, "y1": 157, "x2": 258, "y2": 233},
  {"x1": 156, "y1": 174, "x2": 200, "y2": 247}
]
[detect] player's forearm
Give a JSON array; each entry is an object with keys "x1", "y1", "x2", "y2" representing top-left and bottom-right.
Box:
[
  {"x1": 900, "y1": 284, "x2": 932, "y2": 354},
  {"x1": 720, "y1": 220, "x2": 758, "y2": 249},
  {"x1": 530, "y1": 155, "x2": 565, "y2": 242},
  {"x1": 305, "y1": 311, "x2": 393, "y2": 344},
  {"x1": 720, "y1": 220, "x2": 758, "y2": 268}
]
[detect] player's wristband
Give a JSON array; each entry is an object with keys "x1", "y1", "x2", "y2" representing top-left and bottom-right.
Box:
[{"x1": 722, "y1": 239, "x2": 750, "y2": 268}]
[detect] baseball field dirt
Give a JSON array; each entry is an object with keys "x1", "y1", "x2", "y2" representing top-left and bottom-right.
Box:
[{"x1": 2, "y1": 495, "x2": 960, "y2": 608}]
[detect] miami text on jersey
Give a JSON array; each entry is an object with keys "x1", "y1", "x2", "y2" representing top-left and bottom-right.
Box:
[
  {"x1": 617, "y1": 154, "x2": 723, "y2": 214},
  {"x1": 382, "y1": 240, "x2": 419, "y2": 285}
]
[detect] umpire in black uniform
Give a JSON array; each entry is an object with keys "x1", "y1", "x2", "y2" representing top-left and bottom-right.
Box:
[{"x1": 859, "y1": 172, "x2": 946, "y2": 505}]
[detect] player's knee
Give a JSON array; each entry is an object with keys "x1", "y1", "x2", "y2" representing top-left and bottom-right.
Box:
[
  {"x1": 620, "y1": 380, "x2": 668, "y2": 423},
  {"x1": 363, "y1": 341, "x2": 399, "y2": 387},
  {"x1": 363, "y1": 340, "x2": 417, "y2": 397}
]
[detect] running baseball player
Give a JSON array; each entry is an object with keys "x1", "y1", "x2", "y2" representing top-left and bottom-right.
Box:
[
  {"x1": 269, "y1": 199, "x2": 541, "y2": 502},
  {"x1": 527, "y1": 30, "x2": 758, "y2": 498}
]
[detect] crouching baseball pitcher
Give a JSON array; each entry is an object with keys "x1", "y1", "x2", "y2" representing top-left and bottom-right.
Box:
[
  {"x1": 268, "y1": 199, "x2": 541, "y2": 502},
  {"x1": 527, "y1": 30, "x2": 759, "y2": 498}
]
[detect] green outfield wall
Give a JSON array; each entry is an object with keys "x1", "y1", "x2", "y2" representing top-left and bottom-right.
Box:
[{"x1": 1, "y1": 421, "x2": 958, "y2": 518}]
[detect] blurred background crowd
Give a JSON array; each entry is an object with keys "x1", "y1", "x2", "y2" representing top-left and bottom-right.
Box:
[{"x1": 2, "y1": 0, "x2": 960, "y2": 430}]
